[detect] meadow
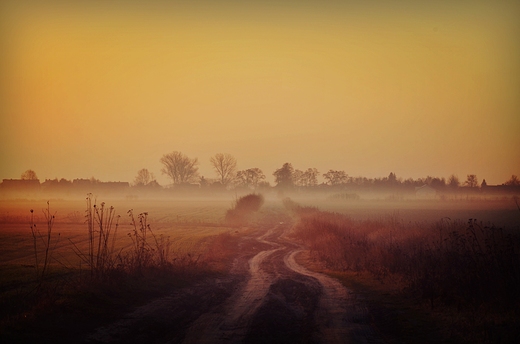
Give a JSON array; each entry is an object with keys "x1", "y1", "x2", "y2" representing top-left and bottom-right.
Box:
[
  {"x1": 0, "y1": 196, "x2": 246, "y2": 341},
  {"x1": 0, "y1": 193, "x2": 519, "y2": 342}
]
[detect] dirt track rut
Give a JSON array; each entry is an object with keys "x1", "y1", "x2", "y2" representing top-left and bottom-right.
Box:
[{"x1": 88, "y1": 223, "x2": 380, "y2": 343}]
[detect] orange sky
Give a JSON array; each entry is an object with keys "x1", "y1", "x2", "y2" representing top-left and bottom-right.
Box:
[{"x1": 1, "y1": 1, "x2": 519, "y2": 185}]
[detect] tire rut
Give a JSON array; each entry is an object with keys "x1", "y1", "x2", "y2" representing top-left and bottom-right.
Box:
[{"x1": 87, "y1": 223, "x2": 381, "y2": 343}]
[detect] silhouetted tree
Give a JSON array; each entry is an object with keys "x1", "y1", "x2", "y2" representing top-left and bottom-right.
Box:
[
  {"x1": 505, "y1": 175, "x2": 520, "y2": 186},
  {"x1": 295, "y1": 168, "x2": 320, "y2": 187},
  {"x1": 323, "y1": 170, "x2": 348, "y2": 185},
  {"x1": 210, "y1": 153, "x2": 237, "y2": 186},
  {"x1": 273, "y1": 163, "x2": 294, "y2": 188},
  {"x1": 21, "y1": 169, "x2": 38, "y2": 180},
  {"x1": 448, "y1": 174, "x2": 460, "y2": 189},
  {"x1": 464, "y1": 174, "x2": 478, "y2": 188},
  {"x1": 305, "y1": 168, "x2": 320, "y2": 186},
  {"x1": 160, "y1": 151, "x2": 199, "y2": 185},
  {"x1": 350, "y1": 176, "x2": 370, "y2": 186},
  {"x1": 293, "y1": 169, "x2": 304, "y2": 186},
  {"x1": 235, "y1": 168, "x2": 266, "y2": 189},
  {"x1": 133, "y1": 168, "x2": 155, "y2": 186},
  {"x1": 430, "y1": 177, "x2": 446, "y2": 189},
  {"x1": 388, "y1": 172, "x2": 397, "y2": 184}
]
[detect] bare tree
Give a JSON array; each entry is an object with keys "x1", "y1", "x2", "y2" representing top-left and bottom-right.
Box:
[
  {"x1": 21, "y1": 169, "x2": 38, "y2": 180},
  {"x1": 210, "y1": 153, "x2": 237, "y2": 186},
  {"x1": 464, "y1": 174, "x2": 478, "y2": 188},
  {"x1": 160, "y1": 151, "x2": 199, "y2": 185},
  {"x1": 323, "y1": 170, "x2": 348, "y2": 185},
  {"x1": 505, "y1": 175, "x2": 520, "y2": 186},
  {"x1": 133, "y1": 168, "x2": 155, "y2": 186},
  {"x1": 235, "y1": 168, "x2": 266, "y2": 189}
]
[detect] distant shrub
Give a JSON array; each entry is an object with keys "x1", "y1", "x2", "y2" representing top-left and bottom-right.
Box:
[
  {"x1": 225, "y1": 193, "x2": 264, "y2": 225},
  {"x1": 234, "y1": 193, "x2": 264, "y2": 212}
]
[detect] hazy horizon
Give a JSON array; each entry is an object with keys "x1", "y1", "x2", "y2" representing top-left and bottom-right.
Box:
[{"x1": 1, "y1": 1, "x2": 519, "y2": 186}]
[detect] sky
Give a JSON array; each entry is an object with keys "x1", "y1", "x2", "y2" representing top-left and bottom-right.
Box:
[{"x1": 1, "y1": 0, "x2": 519, "y2": 186}]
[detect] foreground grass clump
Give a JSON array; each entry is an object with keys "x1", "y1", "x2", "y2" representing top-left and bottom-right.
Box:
[
  {"x1": 225, "y1": 193, "x2": 264, "y2": 225},
  {"x1": 290, "y1": 205, "x2": 520, "y2": 343},
  {"x1": 0, "y1": 197, "x2": 240, "y2": 343}
]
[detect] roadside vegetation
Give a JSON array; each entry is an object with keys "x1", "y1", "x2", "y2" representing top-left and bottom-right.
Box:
[{"x1": 287, "y1": 198, "x2": 520, "y2": 343}]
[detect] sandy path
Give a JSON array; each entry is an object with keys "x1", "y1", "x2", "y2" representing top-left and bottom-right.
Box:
[{"x1": 284, "y1": 249, "x2": 381, "y2": 343}]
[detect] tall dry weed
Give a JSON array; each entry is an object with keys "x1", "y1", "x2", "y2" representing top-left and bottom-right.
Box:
[
  {"x1": 291, "y1": 209, "x2": 520, "y2": 314},
  {"x1": 29, "y1": 201, "x2": 61, "y2": 287},
  {"x1": 69, "y1": 195, "x2": 120, "y2": 279}
]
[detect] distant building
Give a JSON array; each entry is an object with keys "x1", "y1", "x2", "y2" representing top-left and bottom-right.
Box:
[
  {"x1": 1, "y1": 179, "x2": 40, "y2": 191},
  {"x1": 0, "y1": 179, "x2": 41, "y2": 198}
]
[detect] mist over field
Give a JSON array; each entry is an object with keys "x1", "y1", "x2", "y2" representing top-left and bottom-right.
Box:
[
  {"x1": 1, "y1": 1, "x2": 520, "y2": 343},
  {"x1": 1, "y1": 178, "x2": 519, "y2": 342}
]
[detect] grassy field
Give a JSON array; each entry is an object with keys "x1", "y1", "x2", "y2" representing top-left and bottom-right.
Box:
[
  {"x1": 0, "y1": 198, "x2": 237, "y2": 269},
  {"x1": 287, "y1": 196, "x2": 520, "y2": 343},
  {"x1": 1, "y1": 194, "x2": 519, "y2": 342},
  {"x1": 294, "y1": 196, "x2": 520, "y2": 229},
  {"x1": 1, "y1": 195, "x2": 518, "y2": 284},
  {"x1": 0, "y1": 196, "x2": 247, "y2": 342}
]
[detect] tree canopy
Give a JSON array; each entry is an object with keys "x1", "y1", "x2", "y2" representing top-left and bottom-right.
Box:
[
  {"x1": 210, "y1": 153, "x2": 237, "y2": 186},
  {"x1": 464, "y1": 174, "x2": 478, "y2": 188},
  {"x1": 323, "y1": 170, "x2": 348, "y2": 185},
  {"x1": 235, "y1": 168, "x2": 266, "y2": 189},
  {"x1": 294, "y1": 168, "x2": 319, "y2": 187},
  {"x1": 273, "y1": 163, "x2": 294, "y2": 188},
  {"x1": 133, "y1": 168, "x2": 155, "y2": 186},
  {"x1": 160, "y1": 151, "x2": 199, "y2": 185},
  {"x1": 21, "y1": 169, "x2": 38, "y2": 180}
]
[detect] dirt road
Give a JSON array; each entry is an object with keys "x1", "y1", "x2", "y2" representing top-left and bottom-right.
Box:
[{"x1": 87, "y1": 223, "x2": 381, "y2": 344}]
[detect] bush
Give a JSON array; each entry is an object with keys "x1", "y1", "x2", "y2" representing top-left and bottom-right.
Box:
[{"x1": 225, "y1": 193, "x2": 264, "y2": 225}]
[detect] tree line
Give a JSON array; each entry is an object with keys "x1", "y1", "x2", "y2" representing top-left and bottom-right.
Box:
[
  {"x1": 149, "y1": 151, "x2": 520, "y2": 191},
  {"x1": 10, "y1": 152, "x2": 520, "y2": 193}
]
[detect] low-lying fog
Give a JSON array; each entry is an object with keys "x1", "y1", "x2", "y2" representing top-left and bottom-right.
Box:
[{"x1": 1, "y1": 188, "x2": 518, "y2": 229}]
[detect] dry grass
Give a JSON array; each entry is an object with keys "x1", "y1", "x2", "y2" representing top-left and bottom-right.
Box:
[
  {"x1": 289, "y1": 202, "x2": 520, "y2": 343},
  {"x1": 0, "y1": 197, "x2": 242, "y2": 342}
]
